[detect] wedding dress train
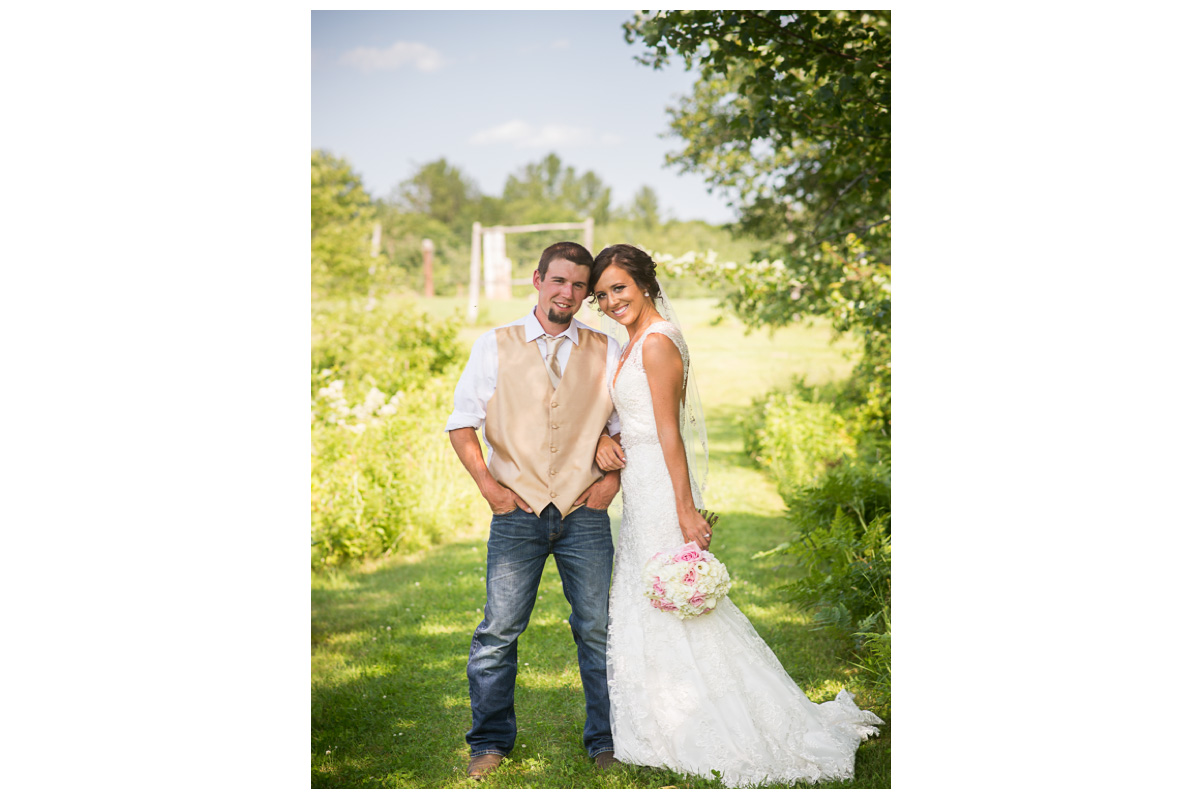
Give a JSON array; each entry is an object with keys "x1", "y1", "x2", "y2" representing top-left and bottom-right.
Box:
[{"x1": 605, "y1": 321, "x2": 882, "y2": 787}]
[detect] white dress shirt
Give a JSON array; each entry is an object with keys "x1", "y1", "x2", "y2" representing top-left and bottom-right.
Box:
[{"x1": 445, "y1": 310, "x2": 622, "y2": 462}]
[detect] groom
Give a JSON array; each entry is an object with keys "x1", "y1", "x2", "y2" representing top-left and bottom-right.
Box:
[{"x1": 446, "y1": 241, "x2": 623, "y2": 780}]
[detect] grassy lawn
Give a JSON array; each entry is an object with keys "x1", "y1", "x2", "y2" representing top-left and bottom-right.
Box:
[{"x1": 311, "y1": 293, "x2": 889, "y2": 788}]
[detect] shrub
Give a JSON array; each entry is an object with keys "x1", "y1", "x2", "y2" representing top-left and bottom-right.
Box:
[
  {"x1": 747, "y1": 386, "x2": 891, "y2": 709},
  {"x1": 310, "y1": 298, "x2": 475, "y2": 568},
  {"x1": 743, "y1": 388, "x2": 856, "y2": 498},
  {"x1": 311, "y1": 379, "x2": 475, "y2": 568},
  {"x1": 311, "y1": 300, "x2": 462, "y2": 402}
]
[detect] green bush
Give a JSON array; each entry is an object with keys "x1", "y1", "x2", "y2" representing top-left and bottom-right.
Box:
[
  {"x1": 311, "y1": 380, "x2": 475, "y2": 568},
  {"x1": 775, "y1": 461, "x2": 891, "y2": 711},
  {"x1": 743, "y1": 389, "x2": 856, "y2": 498},
  {"x1": 746, "y1": 386, "x2": 891, "y2": 711},
  {"x1": 311, "y1": 298, "x2": 475, "y2": 568},
  {"x1": 312, "y1": 300, "x2": 462, "y2": 402}
]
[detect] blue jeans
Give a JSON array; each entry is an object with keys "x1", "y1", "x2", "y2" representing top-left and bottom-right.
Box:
[{"x1": 466, "y1": 503, "x2": 615, "y2": 758}]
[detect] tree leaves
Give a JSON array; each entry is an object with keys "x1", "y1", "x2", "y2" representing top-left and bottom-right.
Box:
[{"x1": 626, "y1": 10, "x2": 891, "y2": 435}]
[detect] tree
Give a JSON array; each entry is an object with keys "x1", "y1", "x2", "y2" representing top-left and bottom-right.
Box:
[
  {"x1": 391, "y1": 158, "x2": 481, "y2": 237},
  {"x1": 501, "y1": 152, "x2": 612, "y2": 225},
  {"x1": 625, "y1": 10, "x2": 891, "y2": 435},
  {"x1": 311, "y1": 150, "x2": 380, "y2": 295},
  {"x1": 629, "y1": 185, "x2": 661, "y2": 228}
]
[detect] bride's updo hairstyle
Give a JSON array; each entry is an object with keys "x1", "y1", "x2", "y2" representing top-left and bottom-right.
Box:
[{"x1": 590, "y1": 244, "x2": 662, "y2": 301}]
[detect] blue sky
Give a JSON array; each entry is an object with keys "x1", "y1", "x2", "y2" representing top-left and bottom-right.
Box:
[{"x1": 311, "y1": 10, "x2": 737, "y2": 224}]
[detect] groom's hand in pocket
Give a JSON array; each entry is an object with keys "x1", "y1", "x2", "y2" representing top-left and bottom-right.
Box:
[
  {"x1": 483, "y1": 480, "x2": 533, "y2": 515},
  {"x1": 574, "y1": 471, "x2": 620, "y2": 510}
]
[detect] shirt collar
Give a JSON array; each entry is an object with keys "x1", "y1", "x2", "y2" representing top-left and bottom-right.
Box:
[{"x1": 523, "y1": 308, "x2": 580, "y2": 346}]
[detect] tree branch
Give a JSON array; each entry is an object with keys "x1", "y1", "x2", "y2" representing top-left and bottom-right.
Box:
[
  {"x1": 809, "y1": 171, "x2": 871, "y2": 237},
  {"x1": 817, "y1": 217, "x2": 891, "y2": 244}
]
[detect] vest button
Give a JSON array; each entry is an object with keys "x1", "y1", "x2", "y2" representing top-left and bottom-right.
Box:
[
  {"x1": 551, "y1": 423, "x2": 559, "y2": 429},
  {"x1": 550, "y1": 447, "x2": 558, "y2": 453},
  {"x1": 551, "y1": 401, "x2": 558, "y2": 408},
  {"x1": 550, "y1": 469, "x2": 558, "y2": 475},
  {"x1": 550, "y1": 492, "x2": 557, "y2": 498}
]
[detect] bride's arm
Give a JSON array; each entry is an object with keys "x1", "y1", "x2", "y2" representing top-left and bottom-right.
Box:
[{"x1": 643, "y1": 333, "x2": 713, "y2": 550}]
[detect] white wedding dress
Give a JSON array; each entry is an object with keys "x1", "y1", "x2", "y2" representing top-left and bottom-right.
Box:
[{"x1": 605, "y1": 321, "x2": 882, "y2": 787}]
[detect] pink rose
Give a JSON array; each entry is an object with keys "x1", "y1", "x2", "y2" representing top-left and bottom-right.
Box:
[
  {"x1": 676, "y1": 544, "x2": 702, "y2": 563},
  {"x1": 652, "y1": 579, "x2": 665, "y2": 595},
  {"x1": 660, "y1": 601, "x2": 677, "y2": 611},
  {"x1": 689, "y1": 592, "x2": 706, "y2": 606},
  {"x1": 681, "y1": 568, "x2": 697, "y2": 586}
]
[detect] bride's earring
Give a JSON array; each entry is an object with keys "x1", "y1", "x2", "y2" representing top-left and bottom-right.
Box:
[{"x1": 644, "y1": 292, "x2": 649, "y2": 296}]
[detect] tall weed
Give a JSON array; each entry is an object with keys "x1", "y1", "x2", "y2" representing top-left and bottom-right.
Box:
[
  {"x1": 311, "y1": 380, "x2": 475, "y2": 568},
  {"x1": 747, "y1": 385, "x2": 891, "y2": 710},
  {"x1": 311, "y1": 298, "x2": 474, "y2": 568},
  {"x1": 743, "y1": 390, "x2": 855, "y2": 497}
]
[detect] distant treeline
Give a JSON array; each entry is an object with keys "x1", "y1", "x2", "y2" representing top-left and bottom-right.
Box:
[{"x1": 311, "y1": 149, "x2": 762, "y2": 298}]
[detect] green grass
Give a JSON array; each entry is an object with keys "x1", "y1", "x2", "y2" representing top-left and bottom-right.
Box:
[{"x1": 311, "y1": 294, "x2": 889, "y2": 788}]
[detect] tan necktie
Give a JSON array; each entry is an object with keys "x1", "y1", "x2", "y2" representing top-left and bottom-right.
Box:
[{"x1": 543, "y1": 334, "x2": 565, "y2": 388}]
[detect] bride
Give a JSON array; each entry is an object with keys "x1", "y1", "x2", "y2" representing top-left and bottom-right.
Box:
[{"x1": 589, "y1": 244, "x2": 883, "y2": 787}]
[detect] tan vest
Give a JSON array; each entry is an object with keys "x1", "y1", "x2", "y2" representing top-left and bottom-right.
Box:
[{"x1": 485, "y1": 325, "x2": 614, "y2": 517}]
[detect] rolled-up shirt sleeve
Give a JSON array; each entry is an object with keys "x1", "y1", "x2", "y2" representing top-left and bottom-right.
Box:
[
  {"x1": 604, "y1": 333, "x2": 622, "y2": 436},
  {"x1": 445, "y1": 330, "x2": 498, "y2": 431}
]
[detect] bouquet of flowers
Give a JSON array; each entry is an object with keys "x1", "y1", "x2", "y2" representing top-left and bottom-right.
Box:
[{"x1": 642, "y1": 541, "x2": 732, "y2": 619}]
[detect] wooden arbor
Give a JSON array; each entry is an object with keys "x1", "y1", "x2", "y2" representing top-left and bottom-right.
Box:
[{"x1": 467, "y1": 218, "x2": 594, "y2": 323}]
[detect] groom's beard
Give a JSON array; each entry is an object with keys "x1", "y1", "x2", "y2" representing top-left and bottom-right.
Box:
[{"x1": 547, "y1": 307, "x2": 574, "y2": 326}]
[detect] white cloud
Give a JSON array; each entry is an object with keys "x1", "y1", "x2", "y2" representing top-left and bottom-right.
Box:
[
  {"x1": 531, "y1": 124, "x2": 591, "y2": 148},
  {"x1": 469, "y1": 119, "x2": 621, "y2": 148},
  {"x1": 550, "y1": 39, "x2": 570, "y2": 50},
  {"x1": 339, "y1": 41, "x2": 448, "y2": 73},
  {"x1": 469, "y1": 120, "x2": 534, "y2": 145}
]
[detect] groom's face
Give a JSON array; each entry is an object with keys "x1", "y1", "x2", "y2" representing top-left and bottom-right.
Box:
[{"x1": 533, "y1": 258, "x2": 590, "y2": 327}]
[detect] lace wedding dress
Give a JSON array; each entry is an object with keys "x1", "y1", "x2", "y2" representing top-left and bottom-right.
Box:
[{"x1": 606, "y1": 321, "x2": 883, "y2": 787}]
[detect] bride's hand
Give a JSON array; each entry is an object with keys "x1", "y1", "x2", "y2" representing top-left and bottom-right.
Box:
[
  {"x1": 595, "y1": 434, "x2": 626, "y2": 472},
  {"x1": 679, "y1": 507, "x2": 713, "y2": 551}
]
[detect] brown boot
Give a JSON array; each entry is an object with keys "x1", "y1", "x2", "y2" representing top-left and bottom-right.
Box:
[
  {"x1": 594, "y1": 751, "x2": 620, "y2": 770},
  {"x1": 468, "y1": 752, "x2": 504, "y2": 780}
]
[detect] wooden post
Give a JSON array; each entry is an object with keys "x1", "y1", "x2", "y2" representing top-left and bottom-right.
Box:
[
  {"x1": 421, "y1": 238, "x2": 434, "y2": 298},
  {"x1": 584, "y1": 216, "x2": 594, "y2": 255},
  {"x1": 468, "y1": 222, "x2": 481, "y2": 323},
  {"x1": 369, "y1": 222, "x2": 381, "y2": 275},
  {"x1": 497, "y1": 232, "x2": 511, "y2": 300}
]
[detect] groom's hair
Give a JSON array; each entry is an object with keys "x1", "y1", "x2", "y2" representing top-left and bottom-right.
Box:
[{"x1": 537, "y1": 241, "x2": 594, "y2": 278}]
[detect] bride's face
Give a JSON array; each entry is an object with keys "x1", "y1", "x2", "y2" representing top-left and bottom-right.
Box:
[{"x1": 593, "y1": 264, "x2": 650, "y2": 327}]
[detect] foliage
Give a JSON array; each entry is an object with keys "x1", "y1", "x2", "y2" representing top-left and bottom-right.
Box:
[
  {"x1": 626, "y1": 10, "x2": 890, "y2": 245},
  {"x1": 311, "y1": 383, "x2": 474, "y2": 567},
  {"x1": 746, "y1": 381, "x2": 891, "y2": 708},
  {"x1": 311, "y1": 300, "x2": 462, "y2": 398},
  {"x1": 373, "y1": 203, "x2": 473, "y2": 296},
  {"x1": 502, "y1": 152, "x2": 613, "y2": 225},
  {"x1": 742, "y1": 391, "x2": 855, "y2": 498},
  {"x1": 311, "y1": 298, "x2": 471, "y2": 568},
  {"x1": 319, "y1": 150, "x2": 774, "y2": 301},
  {"x1": 312, "y1": 150, "x2": 383, "y2": 296},
  {"x1": 626, "y1": 185, "x2": 660, "y2": 228},
  {"x1": 390, "y1": 158, "x2": 481, "y2": 238},
  {"x1": 624, "y1": 10, "x2": 891, "y2": 436}
]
